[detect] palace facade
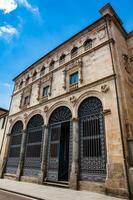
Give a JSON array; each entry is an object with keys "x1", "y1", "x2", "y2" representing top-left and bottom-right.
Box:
[{"x1": 0, "y1": 4, "x2": 133, "y2": 198}]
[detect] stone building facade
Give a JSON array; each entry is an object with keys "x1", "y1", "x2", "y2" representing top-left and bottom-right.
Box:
[
  {"x1": 0, "y1": 4, "x2": 133, "y2": 199},
  {"x1": 0, "y1": 108, "x2": 9, "y2": 164}
]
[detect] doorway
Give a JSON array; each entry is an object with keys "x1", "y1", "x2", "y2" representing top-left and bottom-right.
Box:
[
  {"x1": 58, "y1": 121, "x2": 70, "y2": 181},
  {"x1": 47, "y1": 106, "x2": 72, "y2": 182}
]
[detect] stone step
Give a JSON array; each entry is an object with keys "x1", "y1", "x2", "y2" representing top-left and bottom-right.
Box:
[{"x1": 44, "y1": 181, "x2": 69, "y2": 189}]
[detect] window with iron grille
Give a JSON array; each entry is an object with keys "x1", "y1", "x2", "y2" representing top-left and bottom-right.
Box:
[
  {"x1": 23, "y1": 114, "x2": 44, "y2": 176},
  {"x1": 78, "y1": 97, "x2": 106, "y2": 181},
  {"x1": 6, "y1": 121, "x2": 23, "y2": 174}
]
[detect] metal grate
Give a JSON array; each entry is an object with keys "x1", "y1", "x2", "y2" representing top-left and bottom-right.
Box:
[
  {"x1": 6, "y1": 121, "x2": 23, "y2": 174},
  {"x1": 23, "y1": 114, "x2": 44, "y2": 177},
  {"x1": 78, "y1": 97, "x2": 106, "y2": 181}
]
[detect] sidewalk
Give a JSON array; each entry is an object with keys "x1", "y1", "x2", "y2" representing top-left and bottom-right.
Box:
[{"x1": 0, "y1": 179, "x2": 124, "y2": 200}]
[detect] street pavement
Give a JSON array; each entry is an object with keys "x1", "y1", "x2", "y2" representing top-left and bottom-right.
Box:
[
  {"x1": 0, "y1": 190, "x2": 36, "y2": 200},
  {"x1": 0, "y1": 179, "x2": 125, "y2": 200}
]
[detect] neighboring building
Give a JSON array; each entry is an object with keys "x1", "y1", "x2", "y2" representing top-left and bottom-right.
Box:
[
  {"x1": 0, "y1": 108, "x2": 9, "y2": 160},
  {"x1": 0, "y1": 3, "x2": 133, "y2": 199}
]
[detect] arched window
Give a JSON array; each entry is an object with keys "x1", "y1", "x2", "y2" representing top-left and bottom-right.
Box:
[
  {"x1": 19, "y1": 80, "x2": 23, "y2": 89},
  {"x1": 78, "y1": 97, "x2": 106, "y2": 181},
  {"x1": 32, "y1": 70, "x2": 37, "y2": 80},
  {"x1": 23, "y1": 114, "x2": 44, "y2": 177},
  {"x1": 83, "y1": 39, "x2": 92, "y2": 51},
  {"x1": 59, "y1": 54, "x2": 66, "y2": 65},
  {"x1": 6, "y1": 121, "x2": 23, "y2": 174},
  {"x1": 71, "y1": 47, "x2": 78, "y2": 58},
  {"x1": 40, "y1": 65, "x2": 45, "y2": 75},
  {"x1": 49, "y1": 60, "x2": 55, "y2": 71},
  {"x1": 25, "y1": 75, "x2": 30, "y2": 84}
]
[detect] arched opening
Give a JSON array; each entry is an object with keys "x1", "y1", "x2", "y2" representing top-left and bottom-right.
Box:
[
  {"x1": 6, "y1": 121, "x2": 23, "y2": 174},
  {"x1": 71, "y1": 46, "x2": 78, "y2": 58},
  {"x1": 47, "y1": 106, "x2": 72, "y2": 182},
  {"x1": 59, "y1": 54, "x2": 66, "y2": 65},
  {"x1": 40, "y1": 65, "x2": 45, "y2": 75},
  {"x1": 49, "y1": 60, "x2": 55, "y2": 71},
  {"x1": 23, "y1": 114, "x2": 44, "y2": 177},
  {"x1": 78, "y1": 97, "x2": 106, "y2": 181},
  {"x1": 83, "y1": 39, "x2": 92, "y2": 50}
]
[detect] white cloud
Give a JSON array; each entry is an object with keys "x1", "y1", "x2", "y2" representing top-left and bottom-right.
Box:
[
  {"x1": 0, "y1": 0, "x2": 39, "y2": 15},
  {"x1": 3, "y1": 83, "x2": 11, "y2": 88},
  {"x1": 0, "y1": 25, "x2": 18, "y2": 42},
  {"x1": 0, "y1": 0, "x2": 17, "y2": 14},
  {"x1": 18, "y1": 0, "x2": 39, "y2": 15}
]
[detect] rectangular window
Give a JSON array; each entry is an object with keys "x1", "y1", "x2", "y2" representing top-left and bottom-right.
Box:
[
  {"x1": 42, "y1": 86, "x2": 49, "y2": 97},
  {"x1": 70, "y1": 72, "x2": 78, "y2": 85},
  {"x1": 24, "y1": 96, "x2": 29, "y2": 105}
]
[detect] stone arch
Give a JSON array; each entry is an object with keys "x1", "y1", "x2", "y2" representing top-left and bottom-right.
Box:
[
  {"x1": 75, "y1": 90, "x2": 103, "y2": 118},
  {"x1": 25, "y1": 109, "x2": 45, "y2": 128},
  {"x1": 8, "y1": 116, "x2": 25, "y2": 134},
  {"x1": 46, "y1": 101, "x2": 74, "y2": 125}
]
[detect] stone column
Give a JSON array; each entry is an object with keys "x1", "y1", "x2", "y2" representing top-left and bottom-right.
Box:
[
  {"x1": 16, "y1": 129, "x2": 27, "y2": 181},
  {"x1": 0, "y1": 132, "x2": 11, "y2": 178},
  {"x1": 69, "y1": 118, "x2": 79, "y2": 190},
  {"x1": 38, "y1": 125, "x2": 49, "y2": 184}
]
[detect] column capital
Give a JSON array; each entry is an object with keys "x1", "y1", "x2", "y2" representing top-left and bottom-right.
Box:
[
  {"x1": 72, "y1": 117, "x2": 79, "y2": 122},
  {"x1": 43, "y1": 124, "x2": 48, "y2": 129},
  {"x1": 22, "y1": 129, "x2": 27, "y2": 134}
]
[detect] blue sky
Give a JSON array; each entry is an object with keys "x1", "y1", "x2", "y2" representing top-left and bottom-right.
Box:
[{"x1": 0, "y1": 0, "x2": 133, "y2": 109}]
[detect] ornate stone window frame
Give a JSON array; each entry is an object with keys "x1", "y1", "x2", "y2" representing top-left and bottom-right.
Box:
[
  {"x1": 19, "y1": 85, "x2": 32, "y2": 110},
  {"x1": 37, "y1": 72, "x2": 53, "y2": 102},
  {"x1": 63, "y1": 58, "x2": 83, "y2": 92}
]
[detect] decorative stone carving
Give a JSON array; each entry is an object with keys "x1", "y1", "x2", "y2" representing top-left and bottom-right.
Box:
[
  {"x1": 24, "y1": 113, "x2": 28, "y2": 123},
  {"x1": 122, "y1": 54, "x2": 132, "y2": 73},
  {"x1": 97, "y1": 28, "x2": 106, "y2": 40},
  {"x1": 101, "y1": 84, "x2": 110, "y2": 93},
  {"x1": 70, "y1": 96, "x2": 77, "y2": 104},
  {"x1": 19, "y1": 85, "x2": 32, "y2": 110},
  {"x1": 44, "y1": 106, "x2": 48, "y2": 113},
  {"x1": 9, "y1": 119, "x2": 13, "y2": 124},
  {"x1": 37, "y1": 72, "x2": 53, "y2": 101}
]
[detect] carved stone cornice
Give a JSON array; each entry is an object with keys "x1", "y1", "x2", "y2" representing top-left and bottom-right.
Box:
[{"x1": 8, "y1": 74, "x2": 115, "y2": 119}]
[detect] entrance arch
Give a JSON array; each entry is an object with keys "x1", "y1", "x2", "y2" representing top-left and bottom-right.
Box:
[
  {"x1": 47, "y1": 106, "x2": 72, "y2": 182},
  {"x1": 6, "y1": 121, "x2": 23, "y2": 174},
  {"x1": 23, "y1": 114, "x2": 44, "y2": 177},
  {"x1": 78, "y1": 97, "x2": 106, "y2": 181}
]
